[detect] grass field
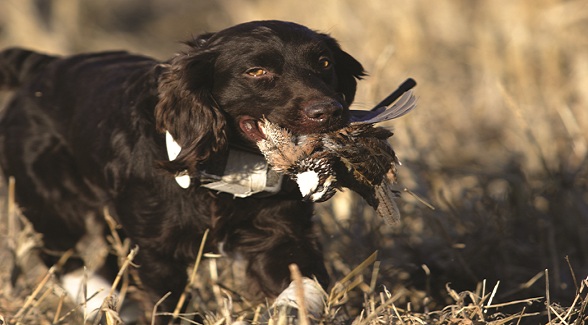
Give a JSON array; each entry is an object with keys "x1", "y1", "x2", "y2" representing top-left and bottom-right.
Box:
[{"x1": 1, "y1": 0, "x2": 587, "y2": 324}]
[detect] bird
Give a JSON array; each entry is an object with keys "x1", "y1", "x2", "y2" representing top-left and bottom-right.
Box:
[
  {"x1": 256, "y1": 118, "x2": 338, "y2": 201},
  {"x1": 256, "y1": 86, "x2": 417, "y2": 225}
]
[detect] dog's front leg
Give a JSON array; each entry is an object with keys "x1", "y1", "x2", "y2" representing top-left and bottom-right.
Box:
[
  {"x1": 132, "y1": 249, "x2": 189, "y2": 324},
  {"x1": 217, "y1": 198, "x2": 329, "y2": 322}
]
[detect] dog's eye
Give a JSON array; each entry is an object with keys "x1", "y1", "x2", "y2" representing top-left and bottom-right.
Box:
[
  {"x1": 319, "y1": 57, "x2": 332, "y2": 69},
  {"x1": 246, "y1": 68, "x2": 268, "y2": 77}
]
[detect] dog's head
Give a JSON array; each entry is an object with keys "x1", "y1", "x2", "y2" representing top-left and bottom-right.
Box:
[{"x1": 155, "y1": 20, "x2": 365, "y2": 177}]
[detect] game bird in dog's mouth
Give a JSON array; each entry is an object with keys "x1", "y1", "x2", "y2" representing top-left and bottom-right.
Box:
[{"x1": 256, "y1": 81, "x2": 417, "y2": 225}]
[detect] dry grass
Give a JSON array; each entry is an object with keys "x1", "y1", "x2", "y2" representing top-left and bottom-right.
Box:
[{"x1": 1, "y1": 0, "x2": 588, "y2": 324}]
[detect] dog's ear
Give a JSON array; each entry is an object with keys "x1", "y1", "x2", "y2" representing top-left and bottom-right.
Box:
[
  {"x1": 322, "y1": 35, "x2": 366, "y2": 105},
  {"x1": 155, "y1": 33, "x2": 227, "y2": 177}
]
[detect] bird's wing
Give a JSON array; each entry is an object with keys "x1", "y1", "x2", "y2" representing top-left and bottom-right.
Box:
[
  {"x1": 349, "y1": 90, "x2": 417, "y2": 124},
  {"x1": 374, "y1": 181, "x2": 401, "y2": 225}
]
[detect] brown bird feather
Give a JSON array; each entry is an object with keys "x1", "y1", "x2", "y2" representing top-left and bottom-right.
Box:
[
  {"x1": 256, "y1": 118, "x2": 318, "y2": 172},
  {"x1": 310, "y1": 123, "x2": 401, "y2": 224}
]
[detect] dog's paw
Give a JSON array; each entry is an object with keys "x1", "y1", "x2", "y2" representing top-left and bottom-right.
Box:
[{"x1": 259, "y1": 277, "x2": 326, "y2": 324}]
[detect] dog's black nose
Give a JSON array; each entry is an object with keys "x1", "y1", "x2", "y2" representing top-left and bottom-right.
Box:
[{"x1": 304, "y1": 100, "x2": 344, "y2": 121}]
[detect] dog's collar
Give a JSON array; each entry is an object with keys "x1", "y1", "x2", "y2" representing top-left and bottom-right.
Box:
[{"x1": 165, "y1": 131, "x2": 283, "y2": 198}]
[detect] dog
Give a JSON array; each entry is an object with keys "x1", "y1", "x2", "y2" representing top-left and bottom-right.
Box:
[{"x1": 0, "y1": 20, "x2": 365, "y2": 322}]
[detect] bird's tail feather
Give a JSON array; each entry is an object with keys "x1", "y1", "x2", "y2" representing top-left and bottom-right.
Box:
[{"x1": 374, "y1": 181, "x2": 401, "y2": 225}]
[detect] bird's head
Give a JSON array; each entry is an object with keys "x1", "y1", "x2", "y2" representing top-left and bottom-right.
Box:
[{"x1": 293, "y1": 157, "x2": 338, "y2": 202}]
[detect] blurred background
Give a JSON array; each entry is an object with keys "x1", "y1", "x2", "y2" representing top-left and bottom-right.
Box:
[{"x1": 1, "y1": 0, "x2": 587, "y2": 323}]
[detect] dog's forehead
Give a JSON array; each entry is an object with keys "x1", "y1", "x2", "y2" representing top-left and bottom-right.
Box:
[
  {"x1": 211, "y1": 26, "x2": 333, "y2": 71},
  {"x1": 212, "y1": 21, "x2": 329, "y2": 50},
  {"x1": 220, "y1": 20, "x2": 314, "y2": 37}
]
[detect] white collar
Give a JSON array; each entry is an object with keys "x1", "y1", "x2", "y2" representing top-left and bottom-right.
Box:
[{"x1": 164, "y1": 131, "x2": 283, "y2": 197}]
